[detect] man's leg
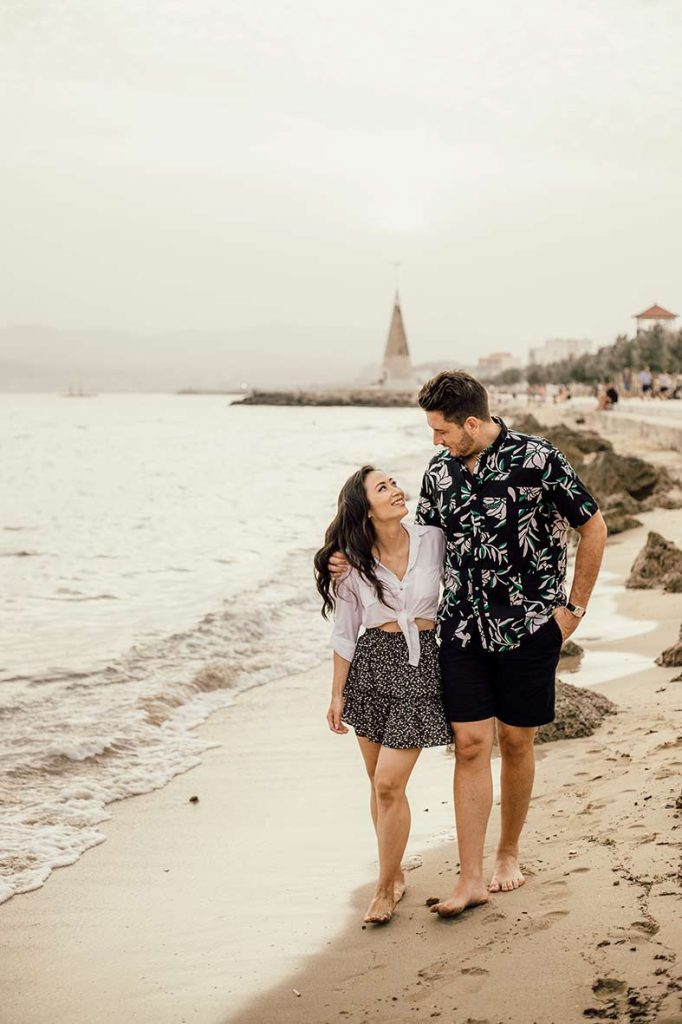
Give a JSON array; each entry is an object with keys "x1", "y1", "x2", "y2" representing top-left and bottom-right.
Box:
[
  {"x1": 489, "y1": 721, "x2": 537, "y2": 892},
  {"x1": 431, "y1": 718, "x2": 494, "y2": 917}
]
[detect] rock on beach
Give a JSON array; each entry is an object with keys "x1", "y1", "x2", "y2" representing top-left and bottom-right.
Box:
[
  {"x1": 626, "y1": 531, "x2": 682, "y2": 591},
  {"x1": 656, "y1": 622, "x2": 682, "y2": 668},
  {"x1": 536, "y1": 681, "x2": 616, "y2": 743}
]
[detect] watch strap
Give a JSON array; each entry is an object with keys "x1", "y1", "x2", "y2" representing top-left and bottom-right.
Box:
[{"x1": 566, "y1": 601, "x2": 586, "y2": 618}]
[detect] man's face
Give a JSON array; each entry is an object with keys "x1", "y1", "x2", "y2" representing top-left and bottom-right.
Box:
[{"x1": 426, "y1": 410, "x2": 479, "y2": 458}]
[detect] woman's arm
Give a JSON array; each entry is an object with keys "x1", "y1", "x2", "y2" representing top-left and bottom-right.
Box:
[
  {"x1": 327, "y1": 653, "x2": 351, "y2": 734},
  {"x1": 327, "y1": 575, "x2": 361, "y2": 734}
]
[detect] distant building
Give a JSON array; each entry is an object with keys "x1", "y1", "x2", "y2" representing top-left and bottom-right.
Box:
[
  {"x1": 380, "y1": 292, "x2": 417, "y2": 388},
  {"x1": 633, "y1": 303, "x2": 678, "y2": 334},
  {"x1": 528, "y1": 338, "x2": 593, "y2": 366},
  {"x1": 414, "y1": 359, "x2": 475, "y2": 382},
  {"x1": 474, "y1": 351, "x2": 521, "y2": 380}
]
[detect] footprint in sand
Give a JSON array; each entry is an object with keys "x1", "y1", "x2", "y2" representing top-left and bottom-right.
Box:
[
  {"x1": 537, "y1": 879, "x2": 569, "y2": 906},
  {"x1": 529, "y1": 909, "x2": 570, "y2": 932},
  {"x1": 579, "y1": 800, "x2": 608, "y2": 815},
  {"x1": 631, "y1": 919, "x2": 660, "y2": 937},
  {"x1": 459, "y1": 966, "x2": 490, "y2": 994},
  {"x1": 592, "y1": 977, "x2": 627, "y2": 999}
]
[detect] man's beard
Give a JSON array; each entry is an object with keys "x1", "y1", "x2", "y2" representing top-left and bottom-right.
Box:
[{"x1": 454, "y1": 430, "x2": 477, "y2": 457}]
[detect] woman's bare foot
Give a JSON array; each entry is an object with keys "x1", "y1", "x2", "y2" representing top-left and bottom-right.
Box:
[
  {"x1": 393, "y1": 870, "x2": 406, "y2": 904},
  {"x1": 364, "y1": 888, "x2": 396, "y2": 924},
  {"x1": 430, "y1": 876, "x2": 489, "y2": 918},
  {"x1": 488, "y1": 851, "x2": 525, "y2": 893}
]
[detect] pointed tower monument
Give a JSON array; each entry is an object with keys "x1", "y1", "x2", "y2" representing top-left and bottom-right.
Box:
[{"x1": 381, "y1": 291, "x2": 416, "y2": 388}]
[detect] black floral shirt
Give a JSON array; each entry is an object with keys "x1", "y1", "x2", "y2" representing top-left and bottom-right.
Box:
[{"x1": 415, "y1": 417, "x2": 599, "y2": 651}]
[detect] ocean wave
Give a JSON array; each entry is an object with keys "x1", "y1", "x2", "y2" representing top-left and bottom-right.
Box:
[{"x1": 0, "y1": 549, "x2": 329, "y2": 905}]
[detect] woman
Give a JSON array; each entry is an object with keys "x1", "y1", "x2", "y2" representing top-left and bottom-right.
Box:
[{"x1": 314, "y1": 465, "x2": 452, "y2": 925}]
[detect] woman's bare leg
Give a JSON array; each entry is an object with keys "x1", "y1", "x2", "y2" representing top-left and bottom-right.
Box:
[
  {"x1": 364, "y1": 745, "x2": 421, "y2": 923},
  {"x1": 356, "y1": 736, "x2": 407, "y2": 905}
]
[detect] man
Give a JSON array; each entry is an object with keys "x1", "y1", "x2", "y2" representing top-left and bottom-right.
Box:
[
  {"x1": 416, "y1": 371, "x2": 607, "y2": 916},
  {"x1": 639, "y1": 366, "x2": 653, "y2": 397}
]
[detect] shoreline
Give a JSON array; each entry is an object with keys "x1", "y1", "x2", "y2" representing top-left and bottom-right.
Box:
[{"x1": 2, "y1": 506, "x2": 681, "y2": 1023}]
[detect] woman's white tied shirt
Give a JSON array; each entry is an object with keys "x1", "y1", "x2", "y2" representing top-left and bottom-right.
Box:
[{"x1": 330, "y1": 522, "x2": 445, "y2": 667}]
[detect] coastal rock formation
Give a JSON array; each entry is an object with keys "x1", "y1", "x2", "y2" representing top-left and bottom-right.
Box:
[
  {"x1": 536, "y1": 681, "x2": 616, "y2": 744},
  {"x1": 580, "y1": 451, "x2": 659, "y2": 503},
  {"x1": 510, "y1": 416, "x2": 612, "y2": 470},
  {"x1": 510, "y1": 413, "x2": 544, "y2": 435},
  {"x1": 602, "y1": 511, "x2": 642, "y2": 536},
  {"x1": 601, "y1": 492, "x2": 640, "y2": 516},
  {"x1": 626, "y1": 532, "x2": 682, "y2": 590},
  {"x1": 547, "y1": 423, "x2": 613, "y2": 457},
  {"x1": 600, "y1": 493, "x2": 643, "y2": 533},
  {"x1": 656, "y1": 623, "x2": 682, "y2": 667},
  {"x1": 233, "y1": 389, "x2": 417, "y2": 407},
  {"x1": 661, "y1": 572, "x2": 682, "y2": 593}
]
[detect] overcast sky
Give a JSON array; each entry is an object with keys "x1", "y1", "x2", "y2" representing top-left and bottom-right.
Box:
[{"x1": 1, "y1": 0, "x2": 682, "y2": 380}]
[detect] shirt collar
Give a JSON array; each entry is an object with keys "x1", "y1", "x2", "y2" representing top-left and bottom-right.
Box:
[{"x1": 374, "y1": 520, "x2": 426, "y2": 575}]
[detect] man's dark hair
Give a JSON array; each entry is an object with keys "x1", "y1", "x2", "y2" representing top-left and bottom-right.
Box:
[{"x1": 418, "y1": 370, "x2": 491, "y2": 424}]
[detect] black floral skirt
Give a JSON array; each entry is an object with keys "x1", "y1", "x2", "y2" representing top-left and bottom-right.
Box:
[{"x1": 342, "y1": 628, "x2": 453, "y2": 749}]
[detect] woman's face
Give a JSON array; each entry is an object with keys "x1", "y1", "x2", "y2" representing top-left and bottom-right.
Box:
[{"x1": 364, "y1": 470, "x2": 407, "y2": 524}]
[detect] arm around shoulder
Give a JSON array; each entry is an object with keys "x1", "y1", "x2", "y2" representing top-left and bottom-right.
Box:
[{"x1": 330, "y1": 572, "x2": 362, "y2": 664}]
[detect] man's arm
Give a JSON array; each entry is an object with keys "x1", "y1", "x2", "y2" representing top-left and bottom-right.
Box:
[
  {"x1": 569, "y1": 510, "x2": 608, "y2": 607},
  {"x1": 554, "y1": 511, "x2": 608, "y2": 640}
]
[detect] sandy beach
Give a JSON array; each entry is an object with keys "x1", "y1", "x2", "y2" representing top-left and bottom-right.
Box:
[{"x1": 2, "y1": 415, "x2": 682, "y2": 1024}]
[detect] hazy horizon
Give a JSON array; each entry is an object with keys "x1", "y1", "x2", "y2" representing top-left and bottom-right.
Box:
[{"x1": 2, "y1": 1, "x2": 682, "y2": 386}]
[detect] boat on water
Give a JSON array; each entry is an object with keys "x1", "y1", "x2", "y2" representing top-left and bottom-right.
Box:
[{"x1": 61, "y1": 384, "x2": 98, "y2": 398}]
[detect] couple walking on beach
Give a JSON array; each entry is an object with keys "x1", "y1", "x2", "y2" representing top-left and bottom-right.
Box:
[{"x1": 314, "y1": 371, "x2": 607, "y2": 924}]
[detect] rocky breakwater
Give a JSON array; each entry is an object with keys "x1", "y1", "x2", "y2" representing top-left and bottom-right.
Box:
[
  {"x1": 510, "y1": 413, "x2": 682, "y2": 536},
  {"x1": 537, "y1": 682, "x2": 616, "y2": 743},
  {"x1": 232, "y1": 389, "x2": 418, "y2": 407}
]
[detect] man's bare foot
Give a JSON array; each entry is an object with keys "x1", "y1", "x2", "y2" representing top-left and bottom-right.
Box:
[
  {"x1": 429, "y1": 877, "x2": 489, "y2": 918},
  {"x1": 488, "y1": 851, "x2": 525, "y2": 893},
  {"x1": 393, "y1": 870, "x2": 406, "y2": 904},
  {"x1": 364, "y1": 890, "x2": 396, "y2": 924}
]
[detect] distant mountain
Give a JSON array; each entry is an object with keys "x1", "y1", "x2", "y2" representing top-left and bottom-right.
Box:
[{"x1": 0, "y1": 324, "x2": 358, "y2": 392}]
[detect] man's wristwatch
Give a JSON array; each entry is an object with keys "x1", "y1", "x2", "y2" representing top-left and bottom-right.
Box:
[{"x1": 566, "y1": 601, "x2": 587, "y2": 619}]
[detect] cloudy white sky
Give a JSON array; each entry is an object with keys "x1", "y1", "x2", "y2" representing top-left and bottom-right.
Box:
[{"x1": 1, "y1": 0, "x2": 682, "y2": 382}]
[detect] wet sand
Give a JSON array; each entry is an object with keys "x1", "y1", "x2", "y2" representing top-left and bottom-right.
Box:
[{"x1": 2, "y1": 436, "x2": 682, "y2": 1023}]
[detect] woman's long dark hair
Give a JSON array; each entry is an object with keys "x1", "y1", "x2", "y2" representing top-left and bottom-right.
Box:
[{"x1": 314, "y1": 465, "x2": 393, "y2": 619}]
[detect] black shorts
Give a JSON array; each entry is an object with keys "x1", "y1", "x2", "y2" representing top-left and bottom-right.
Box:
[{"x1": 439, "y1": 618, "x2": 563, "y2": 727}]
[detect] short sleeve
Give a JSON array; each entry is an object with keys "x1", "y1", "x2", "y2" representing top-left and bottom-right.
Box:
[
  {"x1": 330, "y1": 573, "x2": 363, "y2": 663},
  {"x1": 542, "y1": 448, "x2": 599, "y2": 527},
  {"x1": 415, "y1": 464, "x2": 443, "y2": 528}
]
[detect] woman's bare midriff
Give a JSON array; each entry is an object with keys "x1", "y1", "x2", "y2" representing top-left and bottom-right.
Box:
[{"x1": 378, "y1": 618, "x2": 435, "y2": 632}]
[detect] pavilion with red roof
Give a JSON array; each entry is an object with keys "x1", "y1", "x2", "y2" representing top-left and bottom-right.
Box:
[{"x1": 633, "y1": 304, "x2": 678, "y2": 333}]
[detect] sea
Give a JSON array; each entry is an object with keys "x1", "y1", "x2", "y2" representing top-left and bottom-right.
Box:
[{"x1": 0, "y1": 393, "x2": 434, "y2": 904}]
